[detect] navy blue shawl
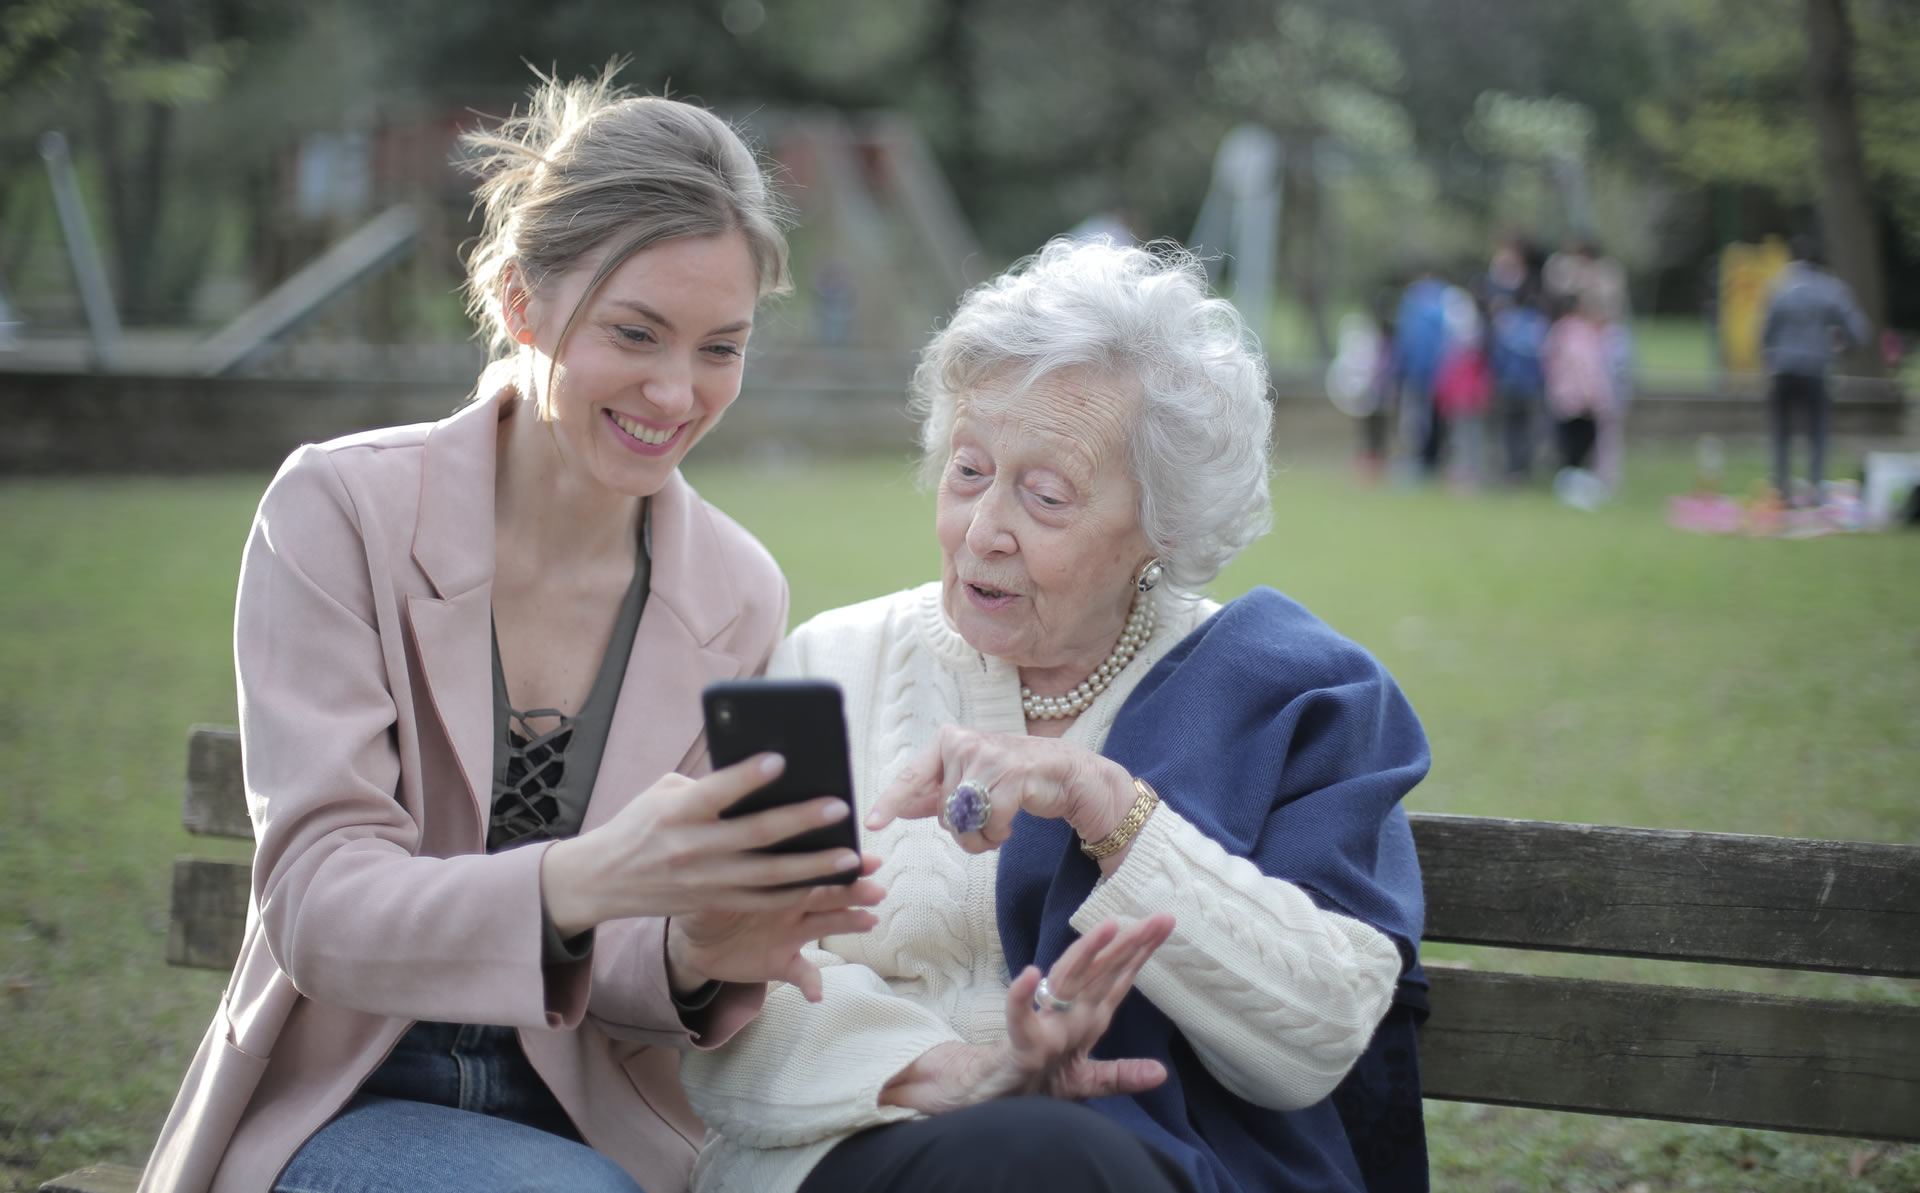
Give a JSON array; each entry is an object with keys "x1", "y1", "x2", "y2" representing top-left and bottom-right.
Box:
[{"x1": 996, "y1": 588, "x2": 1431, "y2": 1193}]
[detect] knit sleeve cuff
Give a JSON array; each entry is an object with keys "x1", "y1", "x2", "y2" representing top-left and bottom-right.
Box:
[
  {"x1": 1067, "y1": 800, "x2": 1402, "y2": 1110},
  {"x1": 1071, "y1": 800, "x2": 1183, "y2": 927}
]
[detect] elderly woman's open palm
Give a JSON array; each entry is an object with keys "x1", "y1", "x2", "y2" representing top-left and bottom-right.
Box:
[{"x1": 878, "y1": 915, "x2": 1176, "y2": 1117}]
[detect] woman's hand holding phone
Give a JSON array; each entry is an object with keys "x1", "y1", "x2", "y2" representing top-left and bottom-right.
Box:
[
  {"x1": 667, "y1": 850, "x2": 884, "y2": 1002},
  {"x1": 538, "y1": 754, "x2": 884, "y2": 995}
]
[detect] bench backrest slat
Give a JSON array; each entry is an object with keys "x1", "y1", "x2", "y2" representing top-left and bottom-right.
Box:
[
  {"x1": 1421, "y1": 968, "x2": 1920, "y2": 1142},
  {"x1": 1412, "y1": 812, "x2": 1920, "y2": 977},
  {"x1": 184, "y1": 725, "x2": 250, "y2": 840},
  {"x1": 167, "y1": 858, "x2": 250, "y2": 970}
]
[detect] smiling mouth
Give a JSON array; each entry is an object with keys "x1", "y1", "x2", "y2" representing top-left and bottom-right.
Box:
[
  {"x1": 608, "y1": 410, "x2": 676, "y2": 446},
  {"x1": 968, "y1": 582, "x2": 1015, "y2": 600}
]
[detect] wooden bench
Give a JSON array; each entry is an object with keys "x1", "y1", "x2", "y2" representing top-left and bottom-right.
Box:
[
  {"x1": 40, "y1": 727, "x2": 1920, "y2": 1191},
  {"x1": 1413, "y1": 813, "x2": 1918, "y2": 1140}
]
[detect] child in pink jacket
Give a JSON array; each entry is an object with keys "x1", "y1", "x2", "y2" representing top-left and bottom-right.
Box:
[{"x1": 1543, "y1": 297, "x2": 1622, "y2": 498}]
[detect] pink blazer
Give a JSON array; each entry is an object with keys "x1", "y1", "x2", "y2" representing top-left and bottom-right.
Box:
[{"x1": 140, "y1": 382, "x2": 788, "y2": 1193}]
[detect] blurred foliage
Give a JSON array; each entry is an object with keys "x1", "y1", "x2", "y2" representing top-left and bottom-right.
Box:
[
  {"x1": 1208, "y1": 6, "x2": 1412, "y2": 152},
  {"x1": 1465, "y1": 92, "x2": 1594, "y2": 163},
  {"x1": 1, "y1": 0, "x2": 1914, "y2": 331},
  {"x1": 0, "y1": 0, "x2": 329, "y2": 320},
  {"x1": 1632, "y1": 0, "x2": 1920, "y2": 245}
]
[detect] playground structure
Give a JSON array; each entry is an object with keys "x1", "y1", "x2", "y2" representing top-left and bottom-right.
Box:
[
  {"x1": 3, "y1": 114, "x2": 1908, "y2": 475},
  {"x1": 11, "y1": 106, "x2": 981, "y2": 381}
]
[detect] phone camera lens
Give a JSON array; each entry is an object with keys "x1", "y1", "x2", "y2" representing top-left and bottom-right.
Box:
[{"x1": 715, "y1": 702, "x2": 733, "y2": 727}]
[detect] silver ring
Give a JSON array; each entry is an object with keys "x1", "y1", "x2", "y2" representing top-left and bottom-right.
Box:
[
  {"x1": 1032, "y1": 976, "x2": 1074, "y2": 1014},
  {"x1": 942, "y1": 779, "x2": 992, "y2": 835}
]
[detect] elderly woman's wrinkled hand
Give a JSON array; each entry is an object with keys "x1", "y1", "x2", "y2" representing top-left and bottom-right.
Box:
[
  {"x1": 866, "y1": 724, "x2": 1137, "y2": 854},
  {"x1": 878, "y1": 914, "x2": 1174, "y2": 1115},
  {"x1": 1005, "y1": 913, "x2": 1175, "y2": 1097}
]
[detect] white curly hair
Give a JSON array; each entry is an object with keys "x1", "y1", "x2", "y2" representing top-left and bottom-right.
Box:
[{"x1": 909, "y1": 237, "x2": 1273, "y2": 597}]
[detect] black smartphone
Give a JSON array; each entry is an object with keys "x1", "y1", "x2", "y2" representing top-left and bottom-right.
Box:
[{"x1": 702, "y1": 678, "x2": 859, "y2": 886}]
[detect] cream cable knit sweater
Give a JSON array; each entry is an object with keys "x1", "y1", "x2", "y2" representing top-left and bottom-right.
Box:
[{"x1": 680, "y1": 583, "x2": 1403, "y2": 1193}]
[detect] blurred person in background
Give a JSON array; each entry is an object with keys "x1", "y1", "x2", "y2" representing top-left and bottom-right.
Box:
[
  {"x1": 1543, "y1": 292, "x2": 1621, "y2": 509},
  {"x1": 1488, "y1": 281, "x2": 1551, "y2": 483},
  {"x1": 1393, "y1": 263, "x2": 1451, "y2": 480},
  {"x1": 1357, "y1": 285, "x2": 1401, "y2": 481},
  {"x1": 1546, "y1": 236, "x2": 1634, "y2": 481},
  {"x1": 1322, "y1": 286, "x2": 1398, "y2": 482},
  {"x1": 139, "y1": 72, "x2": 883, "y2": 1193},
  {"x1": 680, "y1": 238, "x2": 1433, "y2": 1193},
  {"x1": 1544, "y1": 236, "x2": 1628, "y2": 328},
  {"x1": 1761, "y1": 233, "x2": 1872, "y2": 506},
  {"x1": 1476, "y1": 233, "x2": 1533, "y2": 309},
  {"x1": 1433, "y1": 284, "x2": 1492, "y2": 491}
]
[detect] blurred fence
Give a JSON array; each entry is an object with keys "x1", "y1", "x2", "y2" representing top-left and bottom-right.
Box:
[{"x1": 0, "y1": 351, "x2": 1907, "y2": 474}]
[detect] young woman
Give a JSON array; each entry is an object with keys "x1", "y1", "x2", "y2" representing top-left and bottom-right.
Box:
[{"x1": 140, "y1": 73, "x2": 882, "y2": 1193}]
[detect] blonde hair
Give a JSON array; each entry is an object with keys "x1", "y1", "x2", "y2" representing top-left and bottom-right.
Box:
[{"x1": 460, "y1": 68, "x2": 792, "y2": 364}]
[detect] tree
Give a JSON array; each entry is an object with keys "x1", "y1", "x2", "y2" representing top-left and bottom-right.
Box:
[
  {"x1": 1205, "y1": 3, "x2": 1415, "y2": 357},
  {"x1": 1804, "y1": 0, "x2": 1884, "y2": 366},
  {"x1": 1, "y1": 0, "x2": 250, "y2": 320},
  {"x1": 1632, "y1": 0, "x2": 1920, "y2": 359}
]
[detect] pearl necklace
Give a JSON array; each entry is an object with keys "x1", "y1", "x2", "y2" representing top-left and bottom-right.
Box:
[{"x1": 1020, "y1": 591, "x2": 1156, "y2": 720}]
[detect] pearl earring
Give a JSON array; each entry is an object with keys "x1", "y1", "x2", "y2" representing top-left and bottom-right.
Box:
[{"x1": 1135, "y1": 557, "x2": 1166, "y2": 594}]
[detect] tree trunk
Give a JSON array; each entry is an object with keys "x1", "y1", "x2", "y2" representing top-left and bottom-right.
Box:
[
  {"x1": 931, "y1": 0, "x2": 980, "y2": 195},
  {"x1": 126, "y1": 99, "x2": 177, "y2": 321},
  {"x1": 1804, "y1": 0, "x2": 1884, "y2": 376},
  {"x1": 92, "y1": 80, "x2": 126, "y2": 304}
]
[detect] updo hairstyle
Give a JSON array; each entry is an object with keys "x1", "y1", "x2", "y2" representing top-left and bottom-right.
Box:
[{"x1": 460, "y1": 69, "x2": 792, "y2": 363}]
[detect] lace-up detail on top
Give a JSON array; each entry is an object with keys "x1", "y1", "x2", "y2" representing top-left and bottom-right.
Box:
[
  {"x1": 484, "y1": 501, "x2": 652, "y2": 854},
  {"x1": 488, "y1": 708, "x2": 577, "y2": 850}
]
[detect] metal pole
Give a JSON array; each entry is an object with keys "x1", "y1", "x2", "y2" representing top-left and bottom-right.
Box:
[
  {"x1": 1214, "y1": 124, "x2": 1283, "y2": 346},
  {"x1": 40, "y1": 130, "x2": 123, "y2": 370}
]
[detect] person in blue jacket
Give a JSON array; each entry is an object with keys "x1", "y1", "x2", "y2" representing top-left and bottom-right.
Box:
[{"x1": 1393, "y1": 266, "x2": 1452, "y2": 479}]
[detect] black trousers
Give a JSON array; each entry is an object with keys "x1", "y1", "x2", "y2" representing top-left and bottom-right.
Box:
[
  {"x1": 1496, "y1": 386, "x2": 1537, "y2": 479},
  {"x1": 798, "y1": 1096, "x2": 1196, "y2": 1193},
  {"x1": 1557, "y1": 415, "x2": 1597, "y2": 471},
  {"x1": 1768, "y1": 372, "x2": 1830, "y2": 502}
]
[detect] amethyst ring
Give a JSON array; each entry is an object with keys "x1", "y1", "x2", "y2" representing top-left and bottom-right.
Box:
[{"x1": 941, "y1": 779, "x2": 993, "y2": 835}]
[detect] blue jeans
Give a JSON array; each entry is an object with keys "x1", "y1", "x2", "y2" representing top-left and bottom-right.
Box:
[{"x1": 274, "y1": 1022, "x2": 643, "y2": 1193}]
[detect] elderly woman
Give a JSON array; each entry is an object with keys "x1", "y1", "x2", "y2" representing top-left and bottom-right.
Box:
[{"x1": 680, "y1": 239, "x2": 1431, "y2": 1193}]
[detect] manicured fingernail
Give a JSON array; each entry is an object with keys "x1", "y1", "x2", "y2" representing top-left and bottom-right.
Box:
[
  {"x1": 822, "y1": 800, "x2": 848, "y2": 821},
  {"x1": 760, "y1": 754, "x2": 784, "y2": 776},
  {"x1": 836, "y1": 852, "x2": 860, "y2": 870}
]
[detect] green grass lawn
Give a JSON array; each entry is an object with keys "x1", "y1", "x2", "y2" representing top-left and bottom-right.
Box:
[{"x1": 3, "y1": 442, "x2": 1916, "y2": 1192}]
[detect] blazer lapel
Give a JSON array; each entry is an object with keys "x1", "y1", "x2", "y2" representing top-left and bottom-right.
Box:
[
  {"x1": 407, "y1": 381, "x2": 511, "y2": 831},
  {"x1": 584, "y1": 471, "x2": 753, "y2": 830}
]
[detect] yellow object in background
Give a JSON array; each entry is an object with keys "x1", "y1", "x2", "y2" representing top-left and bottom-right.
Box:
[{"x1": 1718, "y1": 236, "x2": 1790, "y2": 372}]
